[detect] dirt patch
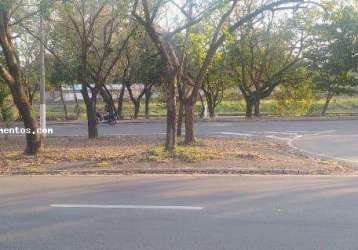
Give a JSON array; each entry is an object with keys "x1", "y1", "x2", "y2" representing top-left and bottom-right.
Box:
[{"x1": 0, "y1": 135, "x2": 354, "y2": 175}]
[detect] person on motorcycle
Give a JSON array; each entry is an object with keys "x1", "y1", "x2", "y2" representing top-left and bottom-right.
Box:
[{"x1": 104, "y1": 104, "x2": 116, "y2": 122}]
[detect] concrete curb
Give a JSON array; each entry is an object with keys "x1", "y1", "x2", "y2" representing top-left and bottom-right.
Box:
[{"x1": 2, "y1": 168, "x2": 352, "y2": 176}]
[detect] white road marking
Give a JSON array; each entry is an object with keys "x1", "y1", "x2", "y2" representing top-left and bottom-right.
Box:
[
  {"x1": 211, "y1": 123, "x2": 230, "y2": 127},
  {"x1": 263, "y1": 131, "x2": 298, "y2": 135},
  {"x1": 311, "y1": 130, "x2": 336, "y2": 136},
  {"x1": 262, "y1": 129, "x2": 358, "y2": 164},
  {"x1": 287, "y1": 131, "x2": 358, "y2": 164},
  {"x1": 104, "y1": 133, "x2": 166, "y2": 136},
  {"x1": 265, "y1": 135, "x2": 291, "y2": 140},
  {"x1": 50, "y1": 204, "x2": 204, "y2": 210},
  {"x1": 220, "y1": 132, "x2": 253, "y2": 137}
]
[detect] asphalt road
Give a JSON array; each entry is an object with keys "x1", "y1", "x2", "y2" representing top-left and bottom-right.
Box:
[
  {"x1": 2, "y1": 175, "x2": 358, "y2": 250},
  {"x1": 49, "y1": 119, "x2": 358, "y2": 166}
]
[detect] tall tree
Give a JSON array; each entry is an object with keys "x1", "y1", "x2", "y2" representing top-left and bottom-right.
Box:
[
  {"x1": 51, "y1": 0, "x2": 133, "y2": 138},
  {"x1": 0, "y1": 0, "x2": 41, "y2": 154},
  {"x1": 47, "y1": 58, "x2": 76, "y2": 120},
  {"x1": 121, "y1": 32, "x2": 162, "y2": 119},
  {"x1": 132, "y1": 0, "x2": 182, "y2": 150},
  {"x1": 306, "y1": 5, "x2": 358, "y2": 115},
  {"x1": 134, "y1": 0, "x2": 313, "y2": 146},
  {"x1": 227, "y1": 14, "x2": 308, "y2": 117},
  {"x1": 18, "y1": 32, "x2": 41, "y2": 105},
  {"x1": 186, "y1": 29, "x2": 229, "y2": 118}
]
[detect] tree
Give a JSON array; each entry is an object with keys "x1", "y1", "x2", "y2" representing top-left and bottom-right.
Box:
[
  {"x1": 273, "y1": 68, "x2": 314, "y2": 115},
  {"x1": 137, "y1": 42, "x2": 163, "y2": 119},
  {"x1": 51, "y1": 0, "x2": 133, "y2": 138},
  {"x1": 18, "y1": 33, "x2": 41, "y2": 105},
  {"x1": 22, "y1": 62, "x2": 40, "y2": 106},
  {"x1": 226, "y1": 13, "x2": 308, "y2": 117},
  {"x1": 122, "y1": 32, "x2": 162, "y2": 119},
  {"x1": 186, "y1": 30, "x2": 229, "y2": 117},
  {"x1": 202, "y1": 78, "x2": 225, "y2": 117},
  {"x1": 132, "y1": 0, "x2": 182, "y2": 150},
  {"x1": 0, "y1": 1, "x2": 42, "y2": 154},
  {"x1": 109, "y1": 74, "x2": 125, "y2": 119},
  {"x1": 47, "y1": 58, "x2": 76, "y2": 120},
  {"x1": 121, "y1": 50, "x2": 142, "y2": 119},
  {"x1": 47, "y1": 17, "x2": 81, "y2": 119},
  {"x1": 100, "y1": 86, "x2": 117, "y2": 116},
  {"x1": 134, "y1": 0, "x2": 309, "y2": 147},
  {"x1": 306, "y1": 5, "x2": 358, "y2": 115}
]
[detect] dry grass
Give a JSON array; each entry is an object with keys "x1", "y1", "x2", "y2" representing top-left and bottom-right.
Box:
[{"x1": 0, "y1": 135, "x2": 353, "y2": 175}]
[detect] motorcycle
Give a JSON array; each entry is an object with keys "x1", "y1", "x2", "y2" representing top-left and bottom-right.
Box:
[{"x1": 96, "y1": 112, "x2": 118, "y2": 125}]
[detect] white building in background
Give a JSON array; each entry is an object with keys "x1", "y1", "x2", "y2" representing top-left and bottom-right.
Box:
[{"x1": 48, "y1": 83, "x2": 152, "y2": 103}]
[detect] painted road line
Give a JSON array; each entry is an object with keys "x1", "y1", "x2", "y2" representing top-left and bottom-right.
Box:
[
  {"x1": 109, "y1": 133, "x2": 166, "y2": 136},
  {"x1": 287, "y1": 133, "x2": 358, "y2": 164},
  {"x1": 263, "y1": 131, "x2": 298, "y2": 135},
  {"x1": 265, "y1": 135, "x2": 292, "y2": 140},
  {"x1": 220, "y1": 132, "x2": 253, "y2": 137},
  {"x1": 311, "y1": 130, "x2": 336, "y2": 136},
  {"x1": 50, "y1": 204, "x2": 204, "y2": 210}
]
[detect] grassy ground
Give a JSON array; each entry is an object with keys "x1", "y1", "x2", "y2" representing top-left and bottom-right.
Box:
[
  {"x1": 29, "y1": 96, "x2": 358, "y2": 121},
  {"x1": 0, "y1": 136, "x2": 351, "y2": 175}
]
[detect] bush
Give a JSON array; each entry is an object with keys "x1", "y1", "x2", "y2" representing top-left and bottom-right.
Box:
[
  {"x1": 274, "y1": 80, "x2": 314, "y2": 116},
  {"x1": 0, "y1": 104, "x2": 14, "y2": 124},
  {"x1": 0, "y1": 84, "x2": 14, "y2": 125}
]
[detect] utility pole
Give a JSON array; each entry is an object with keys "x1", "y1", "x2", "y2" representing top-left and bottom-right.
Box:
[{"x1": 39, "y1": 11, "x2": 46, "y2": 140}]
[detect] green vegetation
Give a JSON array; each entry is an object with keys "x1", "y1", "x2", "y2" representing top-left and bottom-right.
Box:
[
  {"x1": 146, "y1": 145, "x2": 215, "y2": 162},
  {"x1": 0, "y1": 83, "x2": 14, "y2": 127},
  {"x1": 1, "y1": 0, "x2": 358, "y2": 154},
  {"x1": 34, "y1": 96, "x2": 358, "y2": 121}
]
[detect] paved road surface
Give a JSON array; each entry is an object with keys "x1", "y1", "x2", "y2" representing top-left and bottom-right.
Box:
[
  {"x1": 48, "y1": 119, "x2": 358, "y2": 166},
  {"x1": 2, "y1": 175, "x2": 358, "y2": 250}
]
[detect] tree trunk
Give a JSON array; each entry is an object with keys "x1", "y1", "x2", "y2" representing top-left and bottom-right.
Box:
[
  {"x1": 207, "y1": 95, "x2": 215, "y2": 118},
  {"x1": 144, "y1": 89, "x2": 151, "y2": 119},
  {"x1": 322, "y1": 92, "x2": 334, "y2": 116},
  {"x1": 10, "y1": 84, "x2": 42, "y2": 154},
  {"x1": 177, "y1": 83, "x2": 185, "y2": 137},
  {"x1": 0, "y1": 14, "x2": 41, "y2": 155},
  {"x1": 85, "y1": 98, "x2": 98, "y2": 139},
  {"x1": 126, "y1": 84, "x2": 145, "y2": 119},
  {"x1": 71, "y1": 83, "x2": 80, "y2": 119},
  {"x1": 184, "y1": 99, "x2": 195, "y2": 144},
  {"x1": 133, "y1": 101, "x2": 140, "y2": 119},
  {"x1": 208, "y1": 106, "x2": 215, "y2": 118},
  {"x1": 59, "y1": 85, "x2": 69, "y2": 120},
  {"x1": 254, "y1": 98, "x2": 260, "y2": 117},
  {"x1": 100, "y1": 86, "x2": 117, "y2": 114},
  {"x1": 199, "y1": 94, "x2": 205, "y2": 118},
  {"x1": 28, "y1": 91, "x2": 35, "y2": 106},
  {"x1": 165, "y1": 73, "x2": 177, "y2": 151},
  {"x1": 203, "y1": 91, "x2": 216, "y2": 118},
  {"x1": 177, "y1": 98, "x2": 184, "y2": 137},
  {"x1": 23, "y1": 109, "x2": 41, "y2": 154},
  {"x1": 19, "y1": 97, "x2": 41, "y2": 154},
  {"x1": 117, "y1": 84, "x2": 125, "y2": 119},
  {"x1": 82, "y1": 87, "x2": 98, "y2": 139},
  {"x1": 245, "y1": 99, "x2": 253, "y2": 118}
]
